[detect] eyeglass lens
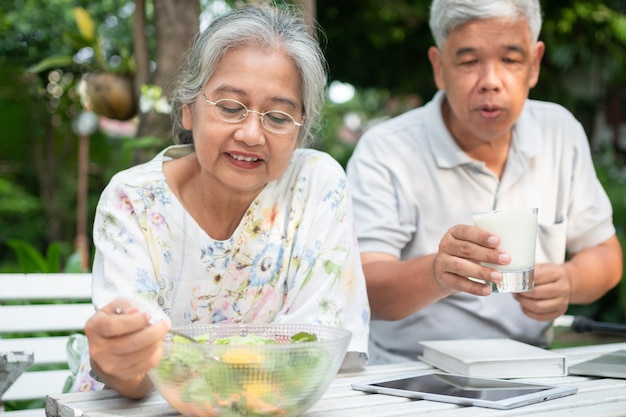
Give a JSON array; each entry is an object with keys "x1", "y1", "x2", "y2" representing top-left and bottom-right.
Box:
[{"x1": 205, "y1": 95, "x2": 300, "y2": 134}]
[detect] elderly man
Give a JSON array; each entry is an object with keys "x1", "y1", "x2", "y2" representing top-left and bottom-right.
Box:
[{"x1": 347, "y1": 0, "x2": 622, "y2": 364}]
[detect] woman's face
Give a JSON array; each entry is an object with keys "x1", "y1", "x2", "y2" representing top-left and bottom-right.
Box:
[{"x1": 182, "y1": 46, "x2": 303, "y2": 197}]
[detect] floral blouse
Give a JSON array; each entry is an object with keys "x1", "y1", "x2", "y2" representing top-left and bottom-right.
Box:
[{"x1": 91, "y1": 145, "x2": 370, "y2": 360}]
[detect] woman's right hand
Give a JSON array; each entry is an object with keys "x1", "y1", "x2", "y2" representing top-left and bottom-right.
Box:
[{"x1": 84, "y1": 297, "x2": 171, "y2": 398}]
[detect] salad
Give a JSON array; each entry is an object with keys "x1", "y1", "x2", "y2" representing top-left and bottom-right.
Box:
[{"x1": 150, "y1": 330, "x2": 334, "y2": 417}]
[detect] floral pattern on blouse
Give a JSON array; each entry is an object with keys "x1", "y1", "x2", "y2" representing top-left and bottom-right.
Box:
[{"x1": 91, "y1": 145, "x2": 370, "y2": 355}]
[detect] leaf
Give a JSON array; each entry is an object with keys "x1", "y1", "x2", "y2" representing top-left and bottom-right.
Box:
[
  {"x1": 27, "y1": 56, "x2": 75, "y2": 73},
  {"x1": 290, "y1": 332, "x2": 318, "y2": 343},
  {"x1": 45, "y1": 242, "x2": 63, "y2": 273},
  {"x1": 74, "y1": 7, "x2": 96, "y2": 43},
  {"x1": 63, "y1": 32, "x2": 94, "y2": 51},
  {"x1": 119, "y1": 136, "x2": 164, "y2": 156},
  {"x1": 6, "y1": 239, "x2": 49, "y2": 273}
]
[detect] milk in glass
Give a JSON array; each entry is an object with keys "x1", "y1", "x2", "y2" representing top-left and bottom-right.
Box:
[{"x1": 473, "y1": 208, "x2": 538, "y2": 293}]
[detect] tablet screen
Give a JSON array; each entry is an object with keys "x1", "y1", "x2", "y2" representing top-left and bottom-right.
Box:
[{"x1": 371, "y1": 373, "x2": 552, "y2": 401}]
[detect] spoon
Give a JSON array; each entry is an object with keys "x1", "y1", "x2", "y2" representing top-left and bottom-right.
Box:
[
  {"x1": 113, "y1": 306, "x2": 222, "y2": 362},
  {"x1": 166, "y1": 329, "x2": 201, "y2": 343},
  {"x1": 162, "y1": 328, "x2": 228, "y2": 364},
  {"x1": 114, "y1": 307, "x2": 200, "y2": 343}
]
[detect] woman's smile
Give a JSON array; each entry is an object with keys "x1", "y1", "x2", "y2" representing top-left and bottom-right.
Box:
[{"x1": 226, "y1": 151, "x2": 263, "y2": 168}]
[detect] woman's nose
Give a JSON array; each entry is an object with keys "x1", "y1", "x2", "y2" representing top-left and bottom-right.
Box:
[{"x1": 234, "y1": 113, "x2": 266, "y2": 145}]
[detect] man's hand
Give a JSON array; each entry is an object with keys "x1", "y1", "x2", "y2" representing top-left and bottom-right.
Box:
[
  {"x1": 513, "y1": 263, "x2": 571, "y2": 322},
  {"x1": 434, "y1": 224, "x2": 511, "y2": 296},
  {"x1": 362, "y1": 224, "x2": 514, "y2": 320}
]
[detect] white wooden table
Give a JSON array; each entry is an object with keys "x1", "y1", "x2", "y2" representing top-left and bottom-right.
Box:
[{"x1": 45, "y1": 342, "x2": 626, "y2": 417}]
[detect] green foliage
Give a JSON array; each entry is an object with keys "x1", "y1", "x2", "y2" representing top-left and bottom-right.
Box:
[
  {"x1": 317, "y1": 0, "x2": 436, "y2": 96},
  {"x1": 0, "y1": 0, "x2": 137, "y2": 71},
  {"x1": 0, "y1": 64, "x2": 83, "y2": 268},
  {"x1": 27, "y1": 6, "x2": 134, "y2": 75},
  {"x1": 0, "y1": 178, "x2": 41, "y2": 214},
  {"x1": 4, "y1": 239, "x2": 78, "y2": 273},
  {"x1": 0, "y1": 178, "x2": 47, "y2": 270},
  {"x1": 541, "y1": 0, "x2": 626, "y2": 87},
  {"x1": 566, "y1": 150, "x2": 626, "y2": 323},
  {"x1": 0, "y1": 0, "x2": 76, "y2": 67},
  {"x1": 6, "y1": 239, "x2": 60, "y2": 273},
  {"x1": 0, "y1": 1, "x2": 148, "y2": 273}
]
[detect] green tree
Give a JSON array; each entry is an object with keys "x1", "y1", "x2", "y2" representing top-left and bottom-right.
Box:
[{"x1": 0, "y1": 1, "x2": 150, "y2": 269}]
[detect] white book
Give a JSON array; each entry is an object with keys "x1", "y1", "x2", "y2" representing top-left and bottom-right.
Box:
[{"x1": 418, "y1": 338, "x2": 567, "y2": 378}]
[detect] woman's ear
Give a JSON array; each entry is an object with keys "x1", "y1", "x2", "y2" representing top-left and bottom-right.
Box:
[{"x1": 182, "y1": 103, "x2": 193, "y2": 130}]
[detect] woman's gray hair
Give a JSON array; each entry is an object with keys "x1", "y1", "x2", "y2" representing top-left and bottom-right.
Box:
[
  {"x1": 170, "y1": 3, "x2": 327, "y2": 148},
  {"x1": 429, "y1": 0, "x2": 543, "y2": 49}
]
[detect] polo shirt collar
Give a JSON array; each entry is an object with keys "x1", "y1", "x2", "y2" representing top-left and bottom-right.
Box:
[
  {"x1": 512, "y1": 100, "x2": 543, "y2": 159},
  {"x1": 426, "y1": 91, "x2": 543, "y2": 169}
]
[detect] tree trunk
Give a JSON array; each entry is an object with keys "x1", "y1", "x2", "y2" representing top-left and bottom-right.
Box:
[
  {"x1": 37, "y1": 120, "x2": 63, "y2": 244},
  {"x1": 134, "y1": 0, "x2": 200, "y2": 162}
]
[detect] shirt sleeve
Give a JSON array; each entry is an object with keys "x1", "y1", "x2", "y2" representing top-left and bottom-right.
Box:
[
  {"x1": 346, "y1": 128, "x2": 417, "y2": 258},
  {"x1": 565, "y1": 120, "x2": 616, "y2": 254}
]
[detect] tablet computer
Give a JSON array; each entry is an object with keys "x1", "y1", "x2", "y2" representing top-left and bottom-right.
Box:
[
  {"x1": 351, "y1": 371, "x2": 577, "y2": 409},
  {"x1": 568, "y1": 350, "x2": 626, "y2": 379}
]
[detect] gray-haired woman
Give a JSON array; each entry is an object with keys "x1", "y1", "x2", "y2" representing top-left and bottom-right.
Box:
[{"x1": 85, "y1": 3, "x2": 370, "y2": 399}]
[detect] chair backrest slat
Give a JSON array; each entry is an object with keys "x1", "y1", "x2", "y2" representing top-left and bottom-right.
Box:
[{"x1": 0, "y1": 273, "x2": 94, "y2": 412}]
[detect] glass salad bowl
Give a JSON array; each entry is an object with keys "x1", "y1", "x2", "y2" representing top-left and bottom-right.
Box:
[{"x1": 149, "y1": 323, "x2": 352, "y2": 417}]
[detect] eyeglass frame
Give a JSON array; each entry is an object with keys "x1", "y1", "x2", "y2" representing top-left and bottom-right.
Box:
[{"x1": 200, "y1": 91, "x2": 304, "y2": 135}]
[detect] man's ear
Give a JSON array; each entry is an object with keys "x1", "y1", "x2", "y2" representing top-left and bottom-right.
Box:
[
  {"x1": 428, "y1": 46, "x2": 445, "y2": 91},
  {"x1": 529, "y1": 41, "x2": 545, "y2": 88}
]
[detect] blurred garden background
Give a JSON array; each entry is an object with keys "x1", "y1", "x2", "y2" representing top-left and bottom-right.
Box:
[{"x1": 1, "y1": 0, "x2": 625, "y2": 324}]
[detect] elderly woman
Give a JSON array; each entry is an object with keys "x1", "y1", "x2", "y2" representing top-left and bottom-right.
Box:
[{"x1": 84, "y1": 4, "x2": 370, "y2": 399}]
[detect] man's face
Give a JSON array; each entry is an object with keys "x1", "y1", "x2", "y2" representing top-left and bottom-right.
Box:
[{"x1": 428, "y1": 17, "x2": 545, "y2": 151}]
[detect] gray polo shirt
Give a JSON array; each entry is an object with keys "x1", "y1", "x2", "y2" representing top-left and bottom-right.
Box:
[{"x1": 347, "y1": 91, "x2": 615, "y2": 364}]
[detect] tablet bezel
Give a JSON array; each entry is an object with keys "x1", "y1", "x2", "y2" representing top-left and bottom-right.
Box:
[{"x1": 351, "y1": 371, "x2": 578, "y2": 410}]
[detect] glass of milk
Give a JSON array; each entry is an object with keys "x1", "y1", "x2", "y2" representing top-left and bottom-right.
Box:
[{"x1": 472, "y1": 208, "x2": 538, "y2": 293}]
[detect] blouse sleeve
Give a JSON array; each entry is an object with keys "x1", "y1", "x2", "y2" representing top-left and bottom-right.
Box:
[{"x1": 91, "y1": 177, "x2": 167, "y2": 322}]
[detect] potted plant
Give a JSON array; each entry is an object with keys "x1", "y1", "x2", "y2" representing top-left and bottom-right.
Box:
[{"x1": 28, "y1": 7, "x2": 137, "y2": 121}]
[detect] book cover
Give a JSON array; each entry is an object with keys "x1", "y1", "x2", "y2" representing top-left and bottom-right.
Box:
[{"x1": 418, "y1": 338, "x2": 567, "y2": 378}]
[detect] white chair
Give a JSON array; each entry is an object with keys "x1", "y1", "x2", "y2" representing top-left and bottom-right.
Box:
[{"x1": 0, "y1": 273, "x2": 93, "y2": 416}]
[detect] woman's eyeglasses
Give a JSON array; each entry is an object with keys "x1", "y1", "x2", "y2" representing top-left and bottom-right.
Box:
[{"x1": 201, "y1": 91, "x2": 303, "y2": 135}]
